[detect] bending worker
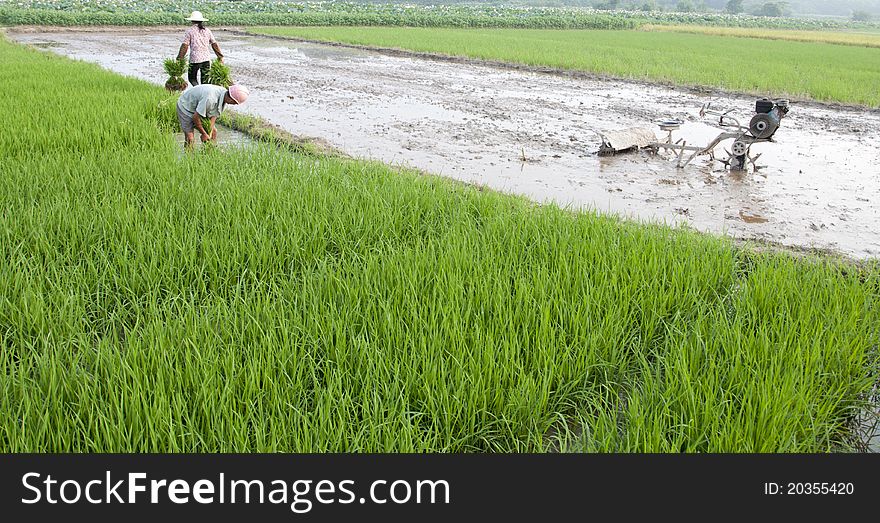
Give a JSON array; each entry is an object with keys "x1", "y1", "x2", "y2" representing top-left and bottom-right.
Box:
[
  {"x1": 176, "y1": 84, "x2": 250, "y2": 148},
  {"x1": 177, "y1": 10, "x2": 224, "y2": 86}
]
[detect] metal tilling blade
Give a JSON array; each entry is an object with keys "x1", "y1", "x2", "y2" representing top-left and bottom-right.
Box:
[
  {"x1": 719, "y1": 149, "x2": 733, "y2": 168},
  {"x1": 749, "y1": 153, "x2": 764, "y2": 171}
]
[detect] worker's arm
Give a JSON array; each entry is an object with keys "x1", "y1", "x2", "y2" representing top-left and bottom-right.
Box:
[
  {"x1": 193, "y1": 113, "x2": 218, "y2": 142},
  {"x1": 211, "y1": 42, "x2": 224, "y2": 63},
  {"x1": 176, "y1": 43, "x2": 188, "y2": 61},
  {"x1": 192, "y1": 112, "x2": 211, "y2": 140},
  {"x1": 207, "y1": 116, "x2": 217, "y2": 140}
]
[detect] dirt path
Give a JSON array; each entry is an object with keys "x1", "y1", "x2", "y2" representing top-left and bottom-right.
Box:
[{"x1": 10, "y1": 28, "x2": 880, "y2": 258}]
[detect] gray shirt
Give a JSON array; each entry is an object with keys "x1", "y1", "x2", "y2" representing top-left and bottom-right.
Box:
[{"x1": 176, "y1": 84, "x2": 227, "y2": 119}]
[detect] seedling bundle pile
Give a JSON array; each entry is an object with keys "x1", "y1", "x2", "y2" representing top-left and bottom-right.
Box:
[
  {"x1": 163, "y1": 57, "x2": 187, "y2": 91},
  {"x1": 206, "y1": 60, "x2": 232, "y2": 88}
]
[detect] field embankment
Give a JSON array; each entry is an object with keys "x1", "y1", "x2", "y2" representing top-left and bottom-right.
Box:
[
  {"x1": 1, "y1": 36, "x2": 878, "y2": 452},
  {"x1": 642, "y1": 24, "x2": 880, "y2": 48},
  {"x1": 252, "y1": 26, "x2": 880, "y2": 108}
]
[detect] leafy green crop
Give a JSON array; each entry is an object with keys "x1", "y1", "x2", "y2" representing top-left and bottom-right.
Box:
[{"x1": 3, "y1": 1, "x2": 880, "y2": 31}]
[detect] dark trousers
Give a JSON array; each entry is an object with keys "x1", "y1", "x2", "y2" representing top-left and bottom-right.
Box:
[{"x1": 188, "y1": 61, "x2": 210, "y2": 86}]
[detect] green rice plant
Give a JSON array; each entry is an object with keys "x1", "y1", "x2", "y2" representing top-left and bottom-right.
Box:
[
  {"x1": 163, "y1": 56, "x2": 186, "y2": 77},
  {"x1": 1, "y1": 35, "x2": 878, "y2": 453},
  {"x1": 147, "y1": 95, "x2": 181, "y2": 133},
  {"x1": 205, "y1": 59, "x2": 232, "y2": 88},
  {"x1": 162, "y1": 56, "x2": 187, "y2": 92}
]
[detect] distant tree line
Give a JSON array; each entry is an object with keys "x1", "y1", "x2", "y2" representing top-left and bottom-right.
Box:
[{"x1": 590, "y1": 0, "x2": 787, "y2": 15}]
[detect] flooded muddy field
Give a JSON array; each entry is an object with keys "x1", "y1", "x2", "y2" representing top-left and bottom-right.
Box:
[
  {"x1": 9, "y1": 28, "x2": 880, "y2": 258},
  {"x1": 175, "y1": 124, "x2": 253, "y2": 149}
]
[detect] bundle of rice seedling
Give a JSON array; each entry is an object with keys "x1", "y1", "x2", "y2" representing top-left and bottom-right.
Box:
[
  {"x1": 205, "y1": 60, "x2": 232, "y2": 88},
  {"x1": 163, "y1": 57, "x2": 188, "y2": 91}
]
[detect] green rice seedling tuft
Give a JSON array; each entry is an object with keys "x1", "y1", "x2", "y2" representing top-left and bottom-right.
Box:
[
  {"x1": 206, "y1": 60, "x2": 232, "y2": 88},
  {"x1": 163, "y1": 56, "x2": 187, "y2": 92}
]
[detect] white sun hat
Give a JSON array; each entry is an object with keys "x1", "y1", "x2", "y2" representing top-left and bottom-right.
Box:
[{"x1": 185, "y1": 11, "x2": 208, "y2": 22}]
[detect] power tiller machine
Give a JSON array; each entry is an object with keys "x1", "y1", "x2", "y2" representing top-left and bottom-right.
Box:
[{"x1": 598, "y1": 98, "x2": 790, "y2": 170}]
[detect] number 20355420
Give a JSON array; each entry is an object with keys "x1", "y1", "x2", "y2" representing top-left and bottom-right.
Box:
[{"x1": 763, "y1": 482, "x2": 854, "y2": 495}]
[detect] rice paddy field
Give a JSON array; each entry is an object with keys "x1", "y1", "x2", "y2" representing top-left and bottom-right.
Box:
[
  {"x1": 252, "y1": 26, "x2": 880, "y2": 107},
  {"x1": 642, "y1": 24, "x2": 880, "y2": 48},
  {"x1": 1, "y1": 35, "x2": 879, "y2": 453}
]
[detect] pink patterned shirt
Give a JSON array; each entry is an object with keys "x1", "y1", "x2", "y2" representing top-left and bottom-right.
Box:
[{"x1": 182, "y1": 25, "x2": 216, "y2": 64}]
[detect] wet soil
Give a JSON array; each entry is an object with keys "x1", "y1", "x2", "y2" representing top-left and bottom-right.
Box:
[
  {"x1": 9, "y1": 28, "x2": 880, "y2": 258},
  {"x1": 174, "y1": 124, "x2": 254, "y2": 150}
]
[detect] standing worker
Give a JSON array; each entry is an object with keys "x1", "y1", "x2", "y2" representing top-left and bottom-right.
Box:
[
  {"x1": 177, "y1": 10, "x2": 225, "y2": 87},
  {"x1": 177, "y1": 84, "x2": 250, "y2": 149}
]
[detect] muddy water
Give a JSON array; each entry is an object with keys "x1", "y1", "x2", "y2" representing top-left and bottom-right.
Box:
[
  {"x1": 174, "y1": 124, "x2": 254, "y2": 149},
  {"x1": 11, "y1": 29, "x2": 880, "y2": 257}
]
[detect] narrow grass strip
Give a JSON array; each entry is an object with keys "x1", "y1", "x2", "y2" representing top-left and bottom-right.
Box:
[{"x1": 642, "y1": 24, "x2": 880, "y2": 48}]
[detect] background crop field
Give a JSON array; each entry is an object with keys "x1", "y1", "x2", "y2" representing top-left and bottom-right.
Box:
[
  {"x1": 1, "y1": 37, "x2": 878, "y2": 452},
  {"x1": 3, "y1": 0, "x2": 880, "y2": 31},
  {"x1": 253, "y1": 26, "x2": 880, "y2": 107}
]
